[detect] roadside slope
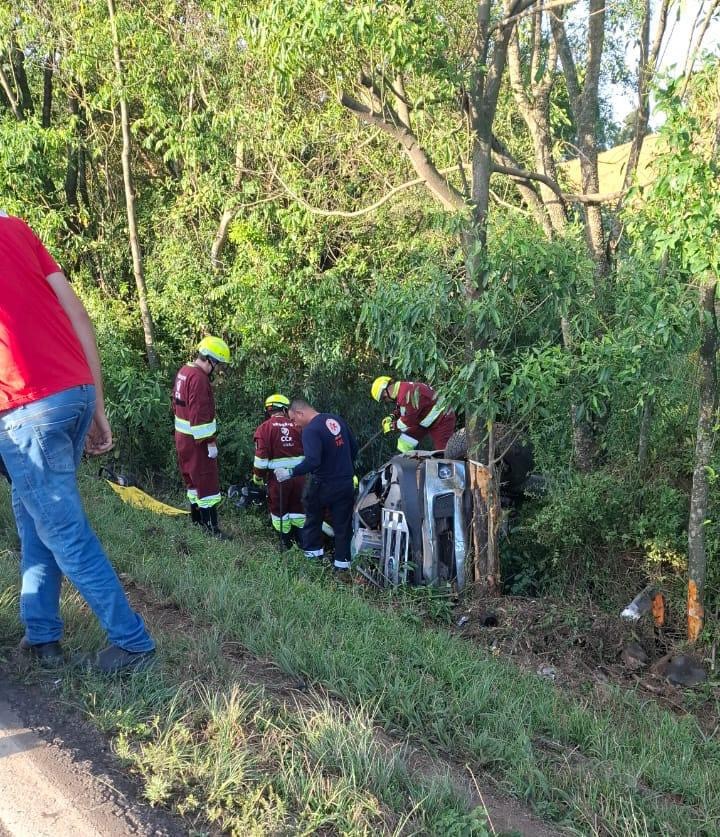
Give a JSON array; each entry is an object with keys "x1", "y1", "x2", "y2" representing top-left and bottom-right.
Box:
[{"x1": 1, "y1": 473, "x2": 718, "y2": 835}]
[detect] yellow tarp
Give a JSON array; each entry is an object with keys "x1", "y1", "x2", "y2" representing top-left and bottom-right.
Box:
[
  {"x1": 105, "y1": 480, "x2": 189, "y2": 516},
  {"x1": 560, "y1": 133, "x2": 664, "y2": 195}
]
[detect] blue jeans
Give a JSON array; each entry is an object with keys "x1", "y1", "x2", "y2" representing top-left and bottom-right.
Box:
[{"x1": 0, "y1": 385, "x2": 154, "y2": 651}]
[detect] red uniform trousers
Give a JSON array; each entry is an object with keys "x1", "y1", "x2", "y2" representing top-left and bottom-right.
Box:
[
  {"x1": 427, "y1": 410, "x2": 456, "y2": 451},
  {"x1": 175, "y1": 432, "x2": 221, "y2": 507},
  {"x1": 267, "y1": 474, "x2": 305, "y2": 533}
]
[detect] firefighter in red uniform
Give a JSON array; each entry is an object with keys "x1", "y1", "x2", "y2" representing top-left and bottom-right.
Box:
[
  {"x1": 173, "y1": 336, "x2": 231, "y2": 539},
  {"x1": 252, "y1": 393, "x2": 305, "y2": 549},
  {"x1": 371, "y1": 376, "x2": 456, "y2": 453}
]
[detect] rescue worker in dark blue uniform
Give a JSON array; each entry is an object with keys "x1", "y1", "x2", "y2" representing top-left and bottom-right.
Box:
[{"x1": 275, "y1": 398, "x2": 358, "y2": 571}]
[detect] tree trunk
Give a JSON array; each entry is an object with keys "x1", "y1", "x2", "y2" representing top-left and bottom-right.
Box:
[
  {"x1": 687, "y1": 281, "x2": 718, "y2": 642},
  {"x1": 560, "y1": 315, "x2": 595, "y2": 471},
  {"x1": 507, "y1": 15, "x2": 567, "y2": 236},
  {"x1": 211, "y1": 140, "x2": 245, "y2": 271},
  {"x1": 637, "y1": 396, "x2": 653, "y2": 472},
  {"x1": 0, "y1": 62, "x2": 22, "y2": 120},
  {"x1": 41, "y1": 54, "x2": 53, "y2": 129},
  {"x1": 64, "y1": 94, "x2": 79, "y2": 213},
  {"x1": 11, "y1": 37, "x2": 33, "y2": 118},
  {"x1": 550, "y1": 1, "x2": 608, "y2": 278},
  {"x1": 107, "y1": 0, "x2": 158, "y2": 369}
]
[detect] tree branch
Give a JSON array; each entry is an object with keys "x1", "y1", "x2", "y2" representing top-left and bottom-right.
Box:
[
  {"x1": 496, "y1": 0, "x2": 576, "y2": 32},
  {"x1": 681, "y1": 0, "x2": 720, "y2": 99},
  {"x1": 340, "y1": 91, "x2": 466, "y2": 211},
  {"x1": 273, "y1": 166, "x2": 444, "y2": 218},
  {"x1": 0, "y1": 62, "x2": 22, "y2": 120},
  {"x1": 614, "y1": 0, "x2": 671, "y2": 208},
  {"x1": 211, "y1": 140, "x2": 246, "y2": 270},
  {"x1": 549, "y1": 8, "x2": 581, "y2": 106},
  {"x1": 394, "y1": 74, "x2": 412, "y2": 131},
  {"x1": 491, "y1": 159, "x2": 622, "y2": 204},
  {"x1": 491, "y1": 137, "x2": 554, "y2": 235}
]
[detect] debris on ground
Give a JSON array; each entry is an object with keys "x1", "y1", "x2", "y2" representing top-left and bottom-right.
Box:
[
  {"x1": 457, "y1": 592, "x2": 718, "y2": 726},
  {"x1": 621, "y1": 642, "x2": 649, "y2": 670},
  {"x1": 652, "y1": 653, "x2": 708, "y2": 687}
]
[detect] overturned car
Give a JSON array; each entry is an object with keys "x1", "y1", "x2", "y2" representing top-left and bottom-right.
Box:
[{"x1": 351, "y1": 428, "x2": 538, "y2": 590}]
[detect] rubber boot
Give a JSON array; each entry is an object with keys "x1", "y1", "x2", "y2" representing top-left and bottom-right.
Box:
[
  {"x1": 281, "y1": 531, "x2": 295, "y2": 551},
  {"x1": 190, "y1": 503, "x2": 202, "y2": 525},
  {"x1": 200, "y1": 506, "x2": 232, "y2": 541}
]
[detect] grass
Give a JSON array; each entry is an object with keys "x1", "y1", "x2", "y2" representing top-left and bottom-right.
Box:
[
  {"x1": 0, "y1": 484, "x2": 490, "y2": 836},
  {"x1": 2, "y1": 471, "x2": 720, "y2": 835}
]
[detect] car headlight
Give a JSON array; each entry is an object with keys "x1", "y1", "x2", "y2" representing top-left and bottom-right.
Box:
[{"x1": 437, "y1": 463, "x2": 453, "y2": 480}]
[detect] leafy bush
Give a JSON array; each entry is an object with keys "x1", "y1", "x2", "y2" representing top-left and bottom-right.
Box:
[{"x1": 504, "y1": 469, "x2": 688, "y2": 600}]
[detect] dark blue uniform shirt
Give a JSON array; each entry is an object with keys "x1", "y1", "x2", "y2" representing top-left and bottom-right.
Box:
[{"x1": 292, "y1": 413, "x2": 358, "y2": 483}]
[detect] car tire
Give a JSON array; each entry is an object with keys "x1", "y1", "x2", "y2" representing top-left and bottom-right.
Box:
[{"x1": 443, "y1": 428, "x2": 468, "y2": 460}]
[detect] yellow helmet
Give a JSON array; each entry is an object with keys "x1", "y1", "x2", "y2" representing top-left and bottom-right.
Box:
[
  {"x1": 265, "y1": 393, "x2": 290, "y2": 410},
  {"x1": 371, "y1": 375, "x2": 392, "y2": 402},
  {"x1": 198, "y1": 336, "x2": 231, "y2": 364}
]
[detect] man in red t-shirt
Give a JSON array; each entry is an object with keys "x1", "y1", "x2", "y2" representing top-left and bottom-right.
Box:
[{"x1": 0, "y1": 213, "x2": 155, "y2": 673}]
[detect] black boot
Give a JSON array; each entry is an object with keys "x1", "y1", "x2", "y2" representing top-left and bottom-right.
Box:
[
  {"x1": 280, "y1": 531, "x2": 295, "y2": 551},
  {"x1": 189, "y1": 503, "x2": 202, "y2": 525},
  {"x1": 200, "y1": 506, "x2": 232, "y2": 541}
]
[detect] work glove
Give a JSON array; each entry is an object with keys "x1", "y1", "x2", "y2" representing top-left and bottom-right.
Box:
[
  {"x1": 397, "y1": 437, "x2": 417, "y2": 454},
  {"x1": 207, "y1": 443, "x2": 218, "y2": 459},
  {"x1": 275, "y1": 467, "x2": 292, "y2": 482},
  {"x1": 252, "y1": 474, "x2": 265, "y2": 487},
  {"x1": 353, "y1": 475, "x2": 359, "y2": 489},
  {"x1": 381, "y1": 415, "x2": 395, "y2": 434}
]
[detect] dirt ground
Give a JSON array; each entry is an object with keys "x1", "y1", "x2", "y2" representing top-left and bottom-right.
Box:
[
  {"x1": 454, "y1": 589, "x2": 719, "y2": 729},
  {"x1": 0, "y1": 675, "x2": 192, "y2": 836}
]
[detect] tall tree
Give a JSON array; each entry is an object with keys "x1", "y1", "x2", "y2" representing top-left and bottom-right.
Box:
[
  {"x1": 254, "y1": 0, "x2": 608, "y2": 589},
  {"x1": 630, "y1": 60, "x2": 720, "y2": 640},
  {"x1": 107, "y1": 0, "x2": 157, "y2": 368}
]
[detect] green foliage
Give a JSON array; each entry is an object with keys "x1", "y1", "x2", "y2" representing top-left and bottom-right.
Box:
[
  {"x1": 505, "y1": 469, "x2": 689, "y2": 600},
  {"x1": 0, "y1": 1, "x2": 717, "y2": 622},
  {"x1": 628, "y1": 60, "x2": 720, "y2": 280}
]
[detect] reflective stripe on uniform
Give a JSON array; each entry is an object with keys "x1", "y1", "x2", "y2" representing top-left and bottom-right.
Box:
[
  {"x1": 253, "y1": 455, "x2": 269, "y2": 469},
  {"x1": 175, "y1": 417, "x2": 192, "y2": 435},
  {"x1": 191, "y1": 419, "x2": 217, "y2": 440},
  {"x1": 197, "y1": 493, "x2": 222, "y2": 508},
  {"x1": 322, "y1": 521, "x2": 335, "y2": 537},
  {"x1": 268, "y1": 456, "x2": 304, "y2": 469},
  {"x1": 397, "y1": 433, "x2": 419, "y2": 453},
  {"x1": 289, "y1": 513, "x2": 306, "y2": 528},
  {"x1": 396, "y1": 416, "x2": 410, "y2": 432},
  {"x1": 175, "y1": 416, "x2": 217, "y2": 440},
  {"x1": 304, "y1": 549, "x2": 324, "y2": 559},
  {"x1": 419, "y1": 403, "x2": 443, "y2": 428},
  {"x1": 186, "y1": 488, "x2": 198, "y2": 503},
  {"x1": 271, "y1": 513, "x2": 292, "y2": 533},
  {"x1": 333, "y1": 559, "x2": 351, "y2": 570}
]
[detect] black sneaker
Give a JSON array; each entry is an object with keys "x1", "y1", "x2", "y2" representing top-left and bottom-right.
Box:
[
  {"x1": 19, "y1": 638, "x2": 65, "y2": 667},
  {"x1": 77, "y1": 645, "x2": 156, "y2": 674}
]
